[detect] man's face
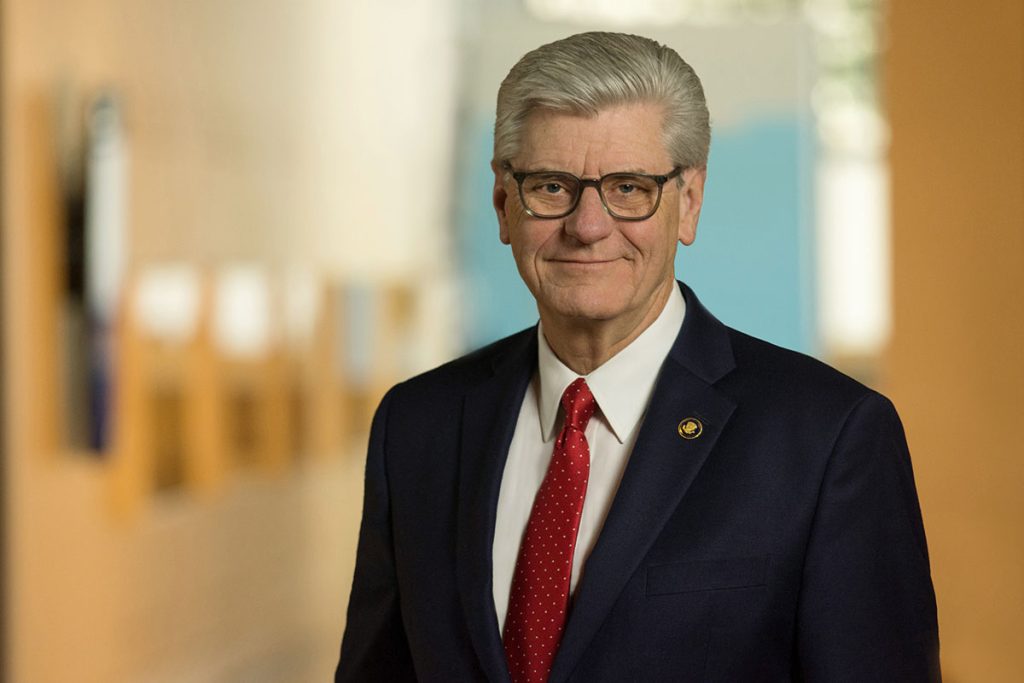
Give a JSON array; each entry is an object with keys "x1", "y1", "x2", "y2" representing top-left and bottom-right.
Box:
[{"x1": 493, "y1": 103, "x2": 705, "y2": 333}]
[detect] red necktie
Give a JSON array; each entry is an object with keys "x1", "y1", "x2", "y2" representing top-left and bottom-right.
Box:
[{"x1": 504, "y1": 377, "x2": 596, "y2": 683}]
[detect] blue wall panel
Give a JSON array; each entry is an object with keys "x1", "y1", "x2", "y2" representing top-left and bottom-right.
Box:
[{"x1": 678, "y1": 117, "x2": 816, "y2": 354}]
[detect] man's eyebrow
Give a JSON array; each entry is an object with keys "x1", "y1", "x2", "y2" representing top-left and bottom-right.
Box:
[
  {"x1": 519, "y1": 166, "x2": 655, "y2": 175},
  {"x1": 518, "y1": 166, "x2": 572, "y2": 174}
]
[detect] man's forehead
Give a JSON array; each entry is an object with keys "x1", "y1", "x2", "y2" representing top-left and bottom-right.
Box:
[{"x1": 515, "y1": 103, "x2": 672, "y2": 172}]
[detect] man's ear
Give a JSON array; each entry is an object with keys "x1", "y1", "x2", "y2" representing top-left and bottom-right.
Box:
[
  {"x1": 492, "y1": 160, "x2": 511, "y2": 245},
  {"x1": 677, "y1": 167, "x2": 706, "y2": 246}
]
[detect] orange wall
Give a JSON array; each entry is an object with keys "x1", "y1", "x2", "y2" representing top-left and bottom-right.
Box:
[{"x1": 886, "y1": 2, "x2": 1024, "y2": 681}]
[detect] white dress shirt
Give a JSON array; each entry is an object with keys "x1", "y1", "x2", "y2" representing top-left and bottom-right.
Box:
[{"x1": 492, "y1": 285, "x2": 686, "y2": 631}]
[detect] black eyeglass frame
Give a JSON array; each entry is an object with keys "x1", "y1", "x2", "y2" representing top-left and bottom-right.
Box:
[{"x1": 503, "y1": 162, "x2": 684, "y2": 221}]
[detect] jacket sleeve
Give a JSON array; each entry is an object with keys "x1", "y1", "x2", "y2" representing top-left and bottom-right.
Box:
[
  {"x1": 796, "y1": 393, "x2": 941, "y2": 681},
  {"x1": 335, "y1": 389, "x2": 417, "y2": 682}
]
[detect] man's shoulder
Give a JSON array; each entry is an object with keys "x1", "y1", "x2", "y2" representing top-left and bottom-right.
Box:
[
  {"x1": 721, "y1": 325, "x2": 892, "y2": 417},
  {"x1": 385, "y1": 326, "x2": 536, "y2": 404},
  {"x1": 677, "y1": 281, "x2": 884, "y2": 414}
]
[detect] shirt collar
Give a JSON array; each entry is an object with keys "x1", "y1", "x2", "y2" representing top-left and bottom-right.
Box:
[{"x1": 537, "y1": 284, "x2": 686, "y2": 443}]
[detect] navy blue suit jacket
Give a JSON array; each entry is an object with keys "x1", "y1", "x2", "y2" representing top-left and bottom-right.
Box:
[{"x1": 336, "y1": 283, "x2": 940, "y2": 682}]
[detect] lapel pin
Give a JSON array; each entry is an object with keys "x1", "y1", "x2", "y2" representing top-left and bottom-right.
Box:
[{"x1": 677, "y1": 417, "x2": 703, "y2": 440}]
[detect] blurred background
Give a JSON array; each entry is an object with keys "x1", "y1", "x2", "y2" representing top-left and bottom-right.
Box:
[{"x1": 1, "y1": 0, "x2": 1021, "y2": 681}]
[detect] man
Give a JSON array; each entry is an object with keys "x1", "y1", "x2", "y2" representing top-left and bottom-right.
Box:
[{"x1": 336, "y1": 32, "x2": 939, "y2": 682}]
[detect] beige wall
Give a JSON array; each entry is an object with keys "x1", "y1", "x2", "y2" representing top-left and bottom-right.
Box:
[
  {"x1": 885, "y1": 2, "x2": 1024, "y2": 681},
  {"x1": 2, "y1": 1, "x2": 455, "y2": 682}
]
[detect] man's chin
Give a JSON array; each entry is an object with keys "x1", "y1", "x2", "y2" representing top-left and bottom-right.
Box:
[{"x1": 540, "y1": 291, "x2": 628, "y2": 325}]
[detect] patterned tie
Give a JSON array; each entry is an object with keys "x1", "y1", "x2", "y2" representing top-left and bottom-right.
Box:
[{"x1": 504, "y1": 377, "x2": 597, "y2": 683}]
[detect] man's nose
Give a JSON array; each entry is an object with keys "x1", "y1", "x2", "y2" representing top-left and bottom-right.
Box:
[{"x1": 564, "y1": 185, "x2": 613, "y2": 243}]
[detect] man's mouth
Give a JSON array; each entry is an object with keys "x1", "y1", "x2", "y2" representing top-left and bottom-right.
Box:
[{"x1": 550, "y1": 258, "x2": 617, "y2": 265}]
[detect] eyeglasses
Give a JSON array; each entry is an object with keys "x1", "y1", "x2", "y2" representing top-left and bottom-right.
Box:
[{"x1": 503, "y1": 162, "x2": 684, "y2": 221}]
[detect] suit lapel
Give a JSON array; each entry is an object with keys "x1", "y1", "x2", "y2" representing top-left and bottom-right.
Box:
[
  {"x1": 455, "y1": 330, "x2": 537, "y2": 683},
  {"x1": 549, "y1": 283, "x2": 738, "y2": 683}
]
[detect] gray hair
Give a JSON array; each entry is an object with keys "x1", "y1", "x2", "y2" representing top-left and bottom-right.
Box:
[{"x1": 494, "y1": 32, "x2": 711, "y2": 170}]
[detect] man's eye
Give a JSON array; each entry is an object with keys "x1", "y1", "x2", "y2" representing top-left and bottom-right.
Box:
[
  {"x1": 608, "y1": 178, "x2": 653, "y2": 196},
  {"x1": 527, "y1": 178, "x2": 568, "y2": 194}
]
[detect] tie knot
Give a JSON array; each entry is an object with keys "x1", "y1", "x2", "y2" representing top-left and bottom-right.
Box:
[{"x1": 560, "y1": 377, "x2": 596, "y2": 431}]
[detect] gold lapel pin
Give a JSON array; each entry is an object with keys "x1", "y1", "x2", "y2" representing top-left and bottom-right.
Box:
[{"x1": 677, "y1": 417, "x2": 703, "y2": 440}]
